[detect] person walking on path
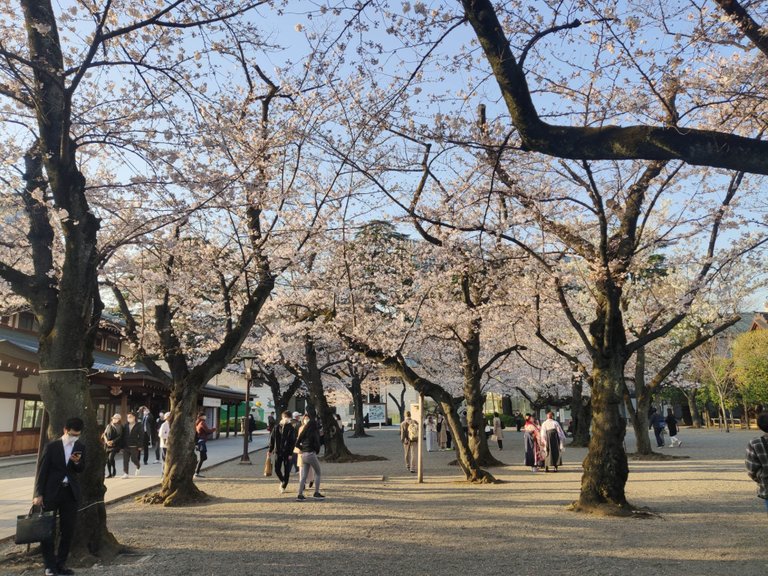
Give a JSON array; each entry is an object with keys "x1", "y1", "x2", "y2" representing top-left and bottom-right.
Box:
[
  {"x1": 540, "y1": 412, "x2": 566, "y2": 472},
  {"x1": 248, "y1": 413, "x2": 256, "y2": 442},
  {"x1": 523, "y1": 414, "x2": 543, "y2": 472},
  {"x1": 194, "y1": 413, "x2": 216, "y2": 478},
  {"x1": 295, "y1": 410, "x2": 324, "y2": 501},
  {"x1": 122, "y1": 411, "x2": 143, "y2": 478},
  {"x1": 400, "y1": 411, "x2": 418, "y2": 473},
  {"x1": 666, "y1": 408, "x2": 682, "y2": 447},
  {"x1": 269, "y1": 410, "x2": 297, "y2": 493},
  {"x1": 33, "y1": 416, "x2": 86, "y2": 576},
  {"x1": 102, "y1": 413, "x2": 123, "y2": 478},
  {"x1": 491, "y1": 412, "x2": 504, "y2": 450},
  {"x1": 425, "y1": 415, "x2": 438, "y2": 452},
  {"x1": 745, "y1": 412, "x2": 768, "y2": 515},
  {"x1": 158, "y1": 412, "x2": 171, "y2": 474},
  {"x1": 140, "y1": 406, "x2": 159, "y2": 465},
  {"x1": 649, "y1": 407, "x2": 665, "y2": 448},
  {"x1": 437, "y1": 413, "x2": 448, "y2": 450}
]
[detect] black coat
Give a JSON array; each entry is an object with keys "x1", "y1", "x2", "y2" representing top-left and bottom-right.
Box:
[
  {"x1": 269, "y1": 421, "x2": 297, "y2": 456},
  {"x1": 123, "y1": 422, "x2": 143, "y2": 447},
  {"x1": 295, "y1": 420, "x2": 321, "y2": 453},
  {"x1": 34, "y1": 438, "x2": 86, "y2": 502}
]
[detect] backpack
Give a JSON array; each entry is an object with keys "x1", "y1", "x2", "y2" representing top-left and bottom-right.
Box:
[{"x1": 408, "y1": 420, "x2": 420, "y2": 442}]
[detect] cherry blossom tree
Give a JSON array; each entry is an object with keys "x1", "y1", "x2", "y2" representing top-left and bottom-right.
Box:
[
  {"x1": 106, "y1": 55, "x2": 346, "y2": 503},
  {"x1": 0, "y1": 0, "x2": 267, "y2": 555}
]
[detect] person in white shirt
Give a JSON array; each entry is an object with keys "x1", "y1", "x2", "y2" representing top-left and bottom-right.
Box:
[{"x1": 540, "y1": 412, "x2": 566, "y2": 472}]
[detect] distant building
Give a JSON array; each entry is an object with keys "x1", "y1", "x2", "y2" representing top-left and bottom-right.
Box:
[{"x1": 0, "y1": 310, "x2": 246, "y2": 456}]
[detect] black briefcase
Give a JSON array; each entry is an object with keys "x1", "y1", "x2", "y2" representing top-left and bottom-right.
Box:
[{"x1": 15, "y1": 506, "x2": 55, "y2": 545}]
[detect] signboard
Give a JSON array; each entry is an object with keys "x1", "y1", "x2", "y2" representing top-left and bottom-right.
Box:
[
  {"x1": 364, "y1": 403, "x2": 387, "y2": 424},
  {"x1": 202, "y1": 397, "x2": 221, "y2": 408}
]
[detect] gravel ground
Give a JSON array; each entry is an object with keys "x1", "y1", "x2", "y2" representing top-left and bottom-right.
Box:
[{"x1": 2, "y1": 427, "x2": 767, "y2": 576}]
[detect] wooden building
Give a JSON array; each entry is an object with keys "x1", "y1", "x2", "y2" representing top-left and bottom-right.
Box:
[{"x1": 0, "y1": 311, "x2": 245, "y2": 456}]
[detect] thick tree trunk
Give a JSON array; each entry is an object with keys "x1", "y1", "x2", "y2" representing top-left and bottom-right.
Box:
[
  {"x1": 37, "y1": 370, "x2": 118, "y2": 560},
  {"x1": 626, "y1": 350, "x2": 653, "y2": 455},
  {"x1": 349, "y1": 375, "x2": 370, "y2": 438},
  {"x1": 142, "y1": 384, "x2": 207, "y2": 506},
  {"x1": 684, "y1": 390, "x2": 702, "y2": 428},
  {"x1": 463, "y1": 327, "x2": 503, "y2": 467},
  {"x1": 576, "y1": 361, "x2": 630, "y2": 513},
  {"x1": 303, "y1": 338, "x2": 354, "y2": 461},
  {"x1": 570, "y1": 377, "x2": 591, "y2": 447}
]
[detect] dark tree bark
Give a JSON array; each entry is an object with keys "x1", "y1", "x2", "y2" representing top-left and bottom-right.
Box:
[
  {"x1": 2, "y1": 0, "x2": 118, "y2": 558},
  {"x1": 300, "y1": 337, "x2": 354, "y2": 461},
  {"x1": 462, "y1": 320, "x2": 502, "y2": 467},
  {"x1": 569, "y1": 375, "x2": 591, "y2": 447},
  {"x1": 347, "y1": 368, "x2": 371, "y2": 438},
  {"x1": 625, "y1": 347, "x2": 653, "y2": 456}
]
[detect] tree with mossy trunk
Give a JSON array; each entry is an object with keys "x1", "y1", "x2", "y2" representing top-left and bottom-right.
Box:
[{"x1": 1, "y1": 0, "x2": 264, "y2": 557}]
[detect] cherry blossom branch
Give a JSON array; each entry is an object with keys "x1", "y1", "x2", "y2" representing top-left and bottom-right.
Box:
[{"x1": 459, "y1": 0, "x2": 768, "y2": 174}]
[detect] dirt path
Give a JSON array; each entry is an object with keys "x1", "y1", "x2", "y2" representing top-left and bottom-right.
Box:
[{"x1": 2, "y1": 427, "x2": 766, "y2": 576}]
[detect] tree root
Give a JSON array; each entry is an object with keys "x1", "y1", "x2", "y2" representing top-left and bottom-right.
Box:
[
  {"x1": 568, "y1": 499, "x2": 660, "y2": 518},
  {"x1": 139, "y1": 487, "x2": 209, "y2": 507}
]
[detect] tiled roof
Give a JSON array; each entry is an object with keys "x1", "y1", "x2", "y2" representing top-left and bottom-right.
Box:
[{"x1": 0, "y1": 324, "x2": 150, "y2": 375}]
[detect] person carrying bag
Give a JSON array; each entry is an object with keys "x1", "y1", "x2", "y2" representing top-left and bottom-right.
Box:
[{"x1": 15, "y1": 505, "x2": 55, "y2": 545}]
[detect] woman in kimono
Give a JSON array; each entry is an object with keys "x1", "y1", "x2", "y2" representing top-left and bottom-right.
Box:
[
  {"x1": 523, "y1": 414, "x2": 544, "y2": 472},
  {"x1": 540, "y1": 411, "x2": 566, "y2": 472}
]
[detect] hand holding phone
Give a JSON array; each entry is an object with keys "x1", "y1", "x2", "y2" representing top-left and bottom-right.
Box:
[{"x1": 70, "y1": 451, "x2": 82, "y2": 462}]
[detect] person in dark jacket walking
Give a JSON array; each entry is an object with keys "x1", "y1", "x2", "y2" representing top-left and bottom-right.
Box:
[
  {"x1": 295, "y1": 410, "x2": 324, "y2": 501},
  {"x1": 649, "y1": 407, "x2": 665, "y2": 448},
  {"x1": 269, "y1": 410, "x2": 297, "y2": 493},
  {"x1": 102, "y1": 413, "x2": 123, "y2": 478},
  {"x1": 33, "y1": 417, "x2": 85, "y2": 576},
  {"x1": 665, "y1": 408, "x2": 682, "y2": 447},
  {"x1": 122, "y1": 411, "x2": 143, "y2": 478}
]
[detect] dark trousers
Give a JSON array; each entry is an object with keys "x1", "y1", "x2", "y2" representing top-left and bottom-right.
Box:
[
  {"x1": 143, "y1": 434, "x2": 159, "y2": 464},
  {"x1": 653, "y1": 427, "x2": 664, "y2": 447},
  {"x1": 497, "y1": 439, "x2": 503, "y2": 449},
  {"x1": 41, "y1": 485, "x2": 77, "y2": 571},
  {"x1": 123, "y1": 446, "x2": 141, "y2": 474},
  {"x1": 105, "y1": 448, "x2": 120, "y2": 477},
  {"x1": 274, "y1": 453, "x2": 292, "y2": 486},
  {"x1": 196, "y1": 444, "x2": 207, "y2": 474}
]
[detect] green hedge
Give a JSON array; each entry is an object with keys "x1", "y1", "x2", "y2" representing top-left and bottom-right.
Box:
[{"x1": 219, "y1": 417, "x2": 267, "y2": 431}]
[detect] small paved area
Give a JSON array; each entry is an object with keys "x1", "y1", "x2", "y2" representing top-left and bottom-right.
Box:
[
  {"x1": 0, "y1": 432, "x2": 269, "y2": 543},
  {"x1": 1, "y1": 427, "x2": 766, "y2": 576}
]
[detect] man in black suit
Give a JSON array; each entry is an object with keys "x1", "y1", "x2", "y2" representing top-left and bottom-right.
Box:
[
  {"x1": 140, "y1": 406, "x2": 158, "y2": 465},
  {"x1": 33, "y1": 416, "x2": 86, "y2": 576}
]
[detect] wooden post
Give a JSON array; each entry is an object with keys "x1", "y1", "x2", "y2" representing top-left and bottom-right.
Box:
[{"x1": 417, "y1": 392, "x2": 424, "y2": 483}]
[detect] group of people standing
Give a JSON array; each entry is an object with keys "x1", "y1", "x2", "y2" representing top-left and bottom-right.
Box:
[
  {"x1": 101, "y1": 406, "x2": 166, "y2": 479},
  {"x1": 523, "y1": 412, "x2": 566, "y2": 473},
  {"x1": 267, "y1": 408, "x2": 326, "y2": 500}
]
